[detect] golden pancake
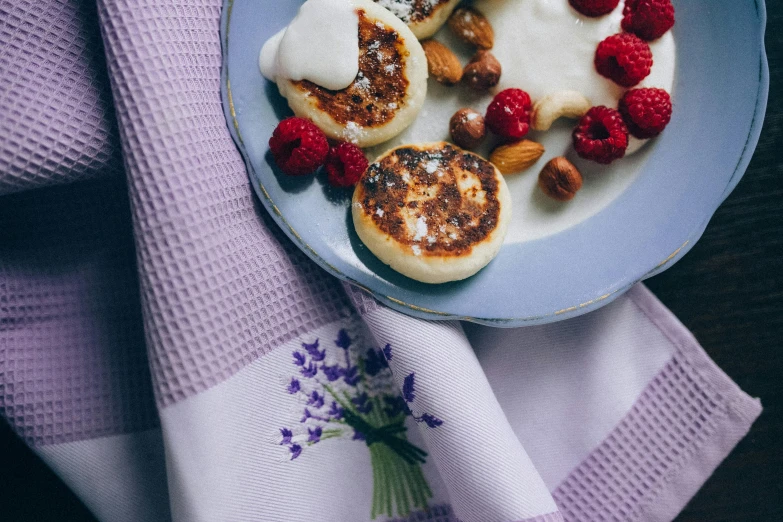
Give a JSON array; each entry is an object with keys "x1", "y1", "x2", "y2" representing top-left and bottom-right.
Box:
[
  {"x1": 352, "y1": 142, "x2": 511, "y2": 283},
  {"x1": 278, "y1": 0, "x2": 427, "y2": 148},
  {"x1": 373, "y1": 0, "x2": 461, "y2": 39}
]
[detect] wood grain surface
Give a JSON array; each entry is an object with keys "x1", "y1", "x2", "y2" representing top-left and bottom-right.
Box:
[{"x1": 1, "y1": 5, "x2": 781, "y2": 522}]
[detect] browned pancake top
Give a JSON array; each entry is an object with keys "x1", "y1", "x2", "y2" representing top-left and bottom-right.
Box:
[
  {"x1": 357, "y1": 143, "x2": 502, "y2": 257},
  {"x1": 292, "y1": 10, "x2": 409, "y2": 128},
  {"x1": 373, "y1": 0, "x2": 453, "y2": 23}
]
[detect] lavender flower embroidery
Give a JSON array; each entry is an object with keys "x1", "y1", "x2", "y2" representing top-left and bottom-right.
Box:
[
  {"x1": 342, "y1": 364, "x2": 360, "y2": 386},
  {"x1": 351, "y1": 392, "x2": 373, "y2": 414},
  {"x1": 383, "y1": 396, "x2": 409, "y2": 418},
  {"x1": 328, "y1": 401, "x2": 343, "y2": 419},
  {"x1": 335, "y1": 328, "x2": 351, "y2": 349},
  {"x1": 290, "y1": 444, "x2": 302, "y2": 460},
  {"x1": 321, "y1": 364, "x2": 342, "y2": 381},
  {"x1": 419, "y1": 413, "x2": 444, "y2": 429},
  {"x1": 364, "y1": 348, "x2": 388, "y2": 376},
  {"x1": 402, "y1": 373, "x2": 416, "y2": 403},
  {"x1": 303, "y1": 339, "x2": 325, "y2": 362},
  {"x1": 278, "y1": 330, "x2": 436, "y2": 519},
  {"x1": 401, "y1": 373, "x2": 443, "y2": 429},
  {"x1": 307, "y1": 426, "x2": 322, "y2": 443},
  {"x1": 307, "y1": 391, "x2": 325, "y2": 408},
  {"x1": 300, "y1": 361, "x2": 317, "y2": 378}
]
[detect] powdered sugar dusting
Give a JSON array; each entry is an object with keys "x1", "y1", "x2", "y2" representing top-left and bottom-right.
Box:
[
  {"x1": 356, "y1": 0, "x2": 678, "y2": 248},
  {"x1": 355, "y1": 73, "x2": 371, "y2": 90},
  {"x1": 374, "y1": 0, "x2": 445, "y2": 24},
  {"x1": 413, "y1": 215, "x2": 428, "y2": 242},
  {"x1": 342, "y1": 121, "x2": 363, "y2": 143}
]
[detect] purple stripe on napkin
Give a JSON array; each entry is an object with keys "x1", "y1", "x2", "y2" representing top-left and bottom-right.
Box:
[
  {"x1": 95, "y1": 0, "x2": 352, "y2": 407},
  {"x1": 552, "y1": 285, "x2": 761, "y2": 522},
  {"x1": 0, "y1": 178, "x2": 158, "y2": 446},
  {"x1": 0, "y1": 0, "x2": 120, "y2": 195},
  {"x1": 389, "y1": 504, "x2": 564, "y2": 522}
]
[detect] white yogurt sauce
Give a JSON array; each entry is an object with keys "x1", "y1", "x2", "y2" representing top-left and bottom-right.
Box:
[
  {"x1": 481, "y1": 0, "x2": 676, "y2": 153},
  {"x1": 364, "y1": 0, "x2": 677, "y2": 244},
  {"x1": 261, "y1": 0, "x2": 677, "y2": 245},
  {"x1": 259, "y1": 0, "x2": 360, "y2": 91}
]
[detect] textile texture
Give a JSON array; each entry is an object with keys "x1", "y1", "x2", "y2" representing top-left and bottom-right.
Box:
[
  {"x1": 0, "y1": 0, "x2": 120, "y2": 194},
  {"x1": 0, "y1": 1, "x2": 762, "y2": 521},
  {"x1": 95, "y1": 0, "x2": 352, "y2": 408},
  {"x1": 0, "y1": 178, "x2": 158, "y2": 445}
]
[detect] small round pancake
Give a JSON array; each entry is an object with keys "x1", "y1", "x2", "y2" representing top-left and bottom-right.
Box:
[
  {"x1": 352, "y1": 142, "x2": 511, "y2": 284},
  {"x1": 278, "y1": 0, "x2": 427, "y2": 148},
  {"x1": 374, "y1": 0, "x2": 461, "y2": 39}
]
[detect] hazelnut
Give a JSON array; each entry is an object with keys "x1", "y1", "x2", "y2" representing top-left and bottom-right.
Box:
[
  {"x1": 462, "y1": 50, "x2": 501, "y2": 91},
  {"x1": 538, "y1": 157, "x2": 583, "y2": 201},
  {"x1": 449, "y1": 108, "x2": 486, "y2": 149}
]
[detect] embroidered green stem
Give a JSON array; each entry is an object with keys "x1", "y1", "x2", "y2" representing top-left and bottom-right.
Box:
[
  {"x1": 371, "y1": 445, "x2": 382, "y2": 519},
  {"x1": 369, "y1": 441, "x2": 431, "y2": 518},
  {"x1": 322, "y1": 370, "x2": 431, "y2": 518}
]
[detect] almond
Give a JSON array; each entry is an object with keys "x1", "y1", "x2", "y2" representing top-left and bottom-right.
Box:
[
  {"x1": 539, "y1": 157, "x2": 583, "y2": 201},
  {"x1": 421, "y1": 40, "x2": 462, "y2": 86},
  {"x1": 490, "y1": 140, "x2": 545, "y2": 175},
  {"x1": 448, "y1": 7, "x2": 494, "y2": 50}
]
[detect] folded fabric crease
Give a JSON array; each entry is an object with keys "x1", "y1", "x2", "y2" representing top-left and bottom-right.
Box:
[{"x1": 0, "y1": 1, "x2": 761, "y2": 521}]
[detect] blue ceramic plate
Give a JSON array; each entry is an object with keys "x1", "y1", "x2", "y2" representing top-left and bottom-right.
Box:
[{"x1": 221, "y1": 0, "x2": 768, "y2": 327}]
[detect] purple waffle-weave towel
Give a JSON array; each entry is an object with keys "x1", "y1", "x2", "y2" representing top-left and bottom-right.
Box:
[{"x1": 0, "y1": 1, "x2": 761, "y2": 521}]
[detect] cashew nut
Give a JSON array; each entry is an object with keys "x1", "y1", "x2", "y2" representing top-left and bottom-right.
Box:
[{"x1": 531, "y1": 90, "x2": 592, "y2": 132}]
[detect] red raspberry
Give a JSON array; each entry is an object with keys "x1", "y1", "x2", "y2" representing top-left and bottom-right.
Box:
[
  {"x1": 619, "y1": 88, "x2": 672, "y2": 139},
  {"x1": 485, "y1": 88, "x2": 532, "y2": 140},
  {"x1": 622, "y1": 0, "x2": 675, "y2": 41},
  {"x1": 594, "y1": 33, "x2": 653, "y2": 88},
  {"x1": 325, "y1": 142, "x2": 369, "y2": 187},
  {"x1": 568, "y1": 0, "x2": 620, "y2": 17},
  {"x1": 573, "y1": 106, "x2": 629, "y2": 164},
  {"x1": 268, "y1": 117, "x2": 329, "y2": 176}
]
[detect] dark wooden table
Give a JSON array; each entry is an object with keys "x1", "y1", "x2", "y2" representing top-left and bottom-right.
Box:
[
  {"x1": 654, "y1": 6, "x2": 783, "y2": 518},
  {"x1": 1, "y1": 6, "x2": 781, "y2": 522}
]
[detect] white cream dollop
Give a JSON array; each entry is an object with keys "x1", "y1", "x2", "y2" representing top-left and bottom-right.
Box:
[
  {"x1": 479, "y1": 0, "x2": 676, "y2": 155},
  {"x1": 259, "y1": 0, "x2": 360, "y2": 91}
]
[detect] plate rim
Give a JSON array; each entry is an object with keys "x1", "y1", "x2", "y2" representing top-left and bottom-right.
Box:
[{"x1": 220, "y1": 0, "x2": 770, "y2": 327}]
